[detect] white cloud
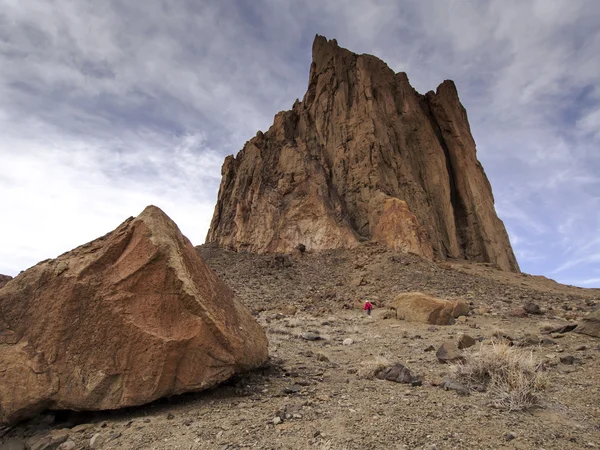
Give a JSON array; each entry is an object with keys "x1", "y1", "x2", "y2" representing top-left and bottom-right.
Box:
[{"x1": 1, "y1": 0, "x2": 600, "y2": 288}]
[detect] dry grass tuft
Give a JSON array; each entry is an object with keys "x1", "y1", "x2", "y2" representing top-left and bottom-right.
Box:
[
  {"x1": 357, "y1": 356, "x2": 390, "y2": 379},
  {"x1": 449, "y1": 341, "x2": 547, "y2": 411}
]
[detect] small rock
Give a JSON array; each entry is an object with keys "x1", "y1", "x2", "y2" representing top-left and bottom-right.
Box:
[
  {"x1": 375, "y1": 363, "x2": 421, "y2": 385},
  {"x1": 316, "y1": 353, "x2": 330, "y2": 362},
  {"x1": 508, "y1": 307, "x2": 527, "y2": 318},
  {"x1": 524, "y1": 302, "x2": 542, "y2": 315},
  {"x1": 301, "y1": 332, "x2": 321, "y2": 341},
  {"x1": 576, "y1": 345, "x2": 587, "y2": 351},
  {"x1": 440, "y1": 377, "x2": 469, "y2": 395},
  {"x1": 58, "y1": 441, "x2": 76, "y2": 450},
  {"x1": 167, "y1": 413, "x2": 174, "y2": 420},
  {"x1": 560, "y1": 355, "x2": 575, "y2": 365},
  {"x1": 272, "y1": 417, "x2": 282, "y2": 425},
  {"x1": 456, "y1": 316, "x2": 468, "y2": 323},
  {"x1": 505, "y1": 431, "x2": 517, "y2": 441},
  {"x1": 28, "y1": 430, "x2": 70, "y2": 450},
  {"x1": 436, "y1": 341, "x2": 464, "y2": 364},
  {"x1": 283, "y1": 385, "x2": 302, "y2": 394},
  {"x1": 90, "y1": 433, "x2": 105, "y2": 449},
  {"x1": 457, "y1": 334, "x2": 476, "y2": 349},
  {"x1": 424, "y1": 345, "x2": 436, "y2": 352},
  {"x1": 342, "y1": 338, "x2": 354, "y2": 346}
]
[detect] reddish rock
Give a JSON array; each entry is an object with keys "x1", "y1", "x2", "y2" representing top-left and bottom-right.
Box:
[
  {"x1": 0, "y1": 206, "x2": 268, "y2": 425},
  {"x1": 390, "y1": 292, "x2": 468, "y2": 325},
  {"x1": 207, "y1": 35, "x2": 519, "y2": 272}
]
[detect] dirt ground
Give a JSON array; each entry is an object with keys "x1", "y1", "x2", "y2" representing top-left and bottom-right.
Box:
[{"x1": 2, "y1": 244, "x2": 599, "y2": 450}]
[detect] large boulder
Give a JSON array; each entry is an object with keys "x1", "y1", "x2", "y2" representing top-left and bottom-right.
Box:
[
  {"x1": 0, "y1": 206, "x2": 268, "y2": 425},
  {"x1": 574, "y1": 310, "x2": 600, "y2": 338},
  {"x1": 389, "y1": 292, "x2": 468, "y2": 325}
]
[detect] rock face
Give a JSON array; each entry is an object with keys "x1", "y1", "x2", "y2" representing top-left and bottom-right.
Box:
[
  {"x1": 207, "y1": 35, "x2": 519, "y2": 272},
  {"x1": 0, "y1": 206, "x2": 268, "y2": 425},
  {"x1": 390, "y1": 292, "x2": 468, "y2": 325}
]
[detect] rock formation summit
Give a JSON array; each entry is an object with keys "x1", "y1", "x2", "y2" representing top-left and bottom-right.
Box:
[
  {"x1": 207, "y1": 35, "x2": 519, "y2": 272},
  {"x1": 0, "y1": 206, "x2": 268, "y2": 425}
]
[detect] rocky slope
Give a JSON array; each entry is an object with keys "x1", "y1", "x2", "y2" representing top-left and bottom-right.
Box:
[
  {"x1": 3, "y1": 245, "x2": 598, "y2": 449},
  {"x1": 0, "y1": 206, "x2": 267, "y2": 425},
  {"x1": 207, "y1": 35, "x2": 519, "y2": 272}
]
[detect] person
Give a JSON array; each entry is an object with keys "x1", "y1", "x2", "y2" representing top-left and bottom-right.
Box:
[{"x1": 363, "y1": 300, "x2": 373, "y2": 316}]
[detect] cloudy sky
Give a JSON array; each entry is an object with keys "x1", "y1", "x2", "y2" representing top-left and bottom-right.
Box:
[{"x1": 1, "y1": 0, "x2": 599, "y2": 287}]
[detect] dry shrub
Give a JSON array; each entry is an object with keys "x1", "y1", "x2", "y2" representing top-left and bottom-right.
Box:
[
  {"x1": 357, "y1": 356, "x2": 390, "y2": 379},
  {"x1": 449, "y1": 341, "x2": 547, "y2": 411}
]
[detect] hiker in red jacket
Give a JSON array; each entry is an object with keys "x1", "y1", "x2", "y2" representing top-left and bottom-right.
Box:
[{"x1": 363, "y1": 300, "x2": 373, "y2": 315}]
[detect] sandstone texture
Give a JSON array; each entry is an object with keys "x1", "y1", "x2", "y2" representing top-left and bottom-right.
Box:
[
  {"x1": 207, "y1": 35, "x2": 519, "y2": 272},
  {"x1": 0, "y1": 206, "x2": 268, "y2": 425},
  {"x1": 390, "y1": 292, "x2": 469, "y2": 325}
]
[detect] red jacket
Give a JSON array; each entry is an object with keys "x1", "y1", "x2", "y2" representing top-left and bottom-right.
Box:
[{"x1": 363, "y1": 301, "x2": 373, "y2": 310}]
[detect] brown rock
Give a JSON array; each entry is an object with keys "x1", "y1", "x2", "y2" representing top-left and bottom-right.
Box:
[
  {"x1": 389, "y1": 292, "x2": 468, "y2": 325},
  {"x1": 523, "y1": 302, "x2": 542, "y2": 315},
  {"x1": 574, "y1": 309, "x2": 600, "y2": 338},
  {"x1": 206, "y1": 35, "x2": 519, "y2": 272},
  {"x1": 375, "y1": 363, "x2": 421, "y2": 385},
  {"x1": 436, "y1": 341, "x2": 464, "y2": 363},
  {"x1": 0, "y1": 206, "x2": 268, "y2": 425},
  {"x1": 0, "y1": 274, "x2": 12, "y2": 289},
  {"x1": 508, "y1": 307, "x2": 528, "y2": 318},
  {"x1": 458, "y1": 334, "x2": 477, "y2": 349}
]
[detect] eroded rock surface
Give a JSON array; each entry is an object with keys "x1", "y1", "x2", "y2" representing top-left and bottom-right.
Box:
[
  {"x1": 0, "y1": 206, "x2": 268, "y2": 425},
  {"x1": 207, "y1": 35, "x2": 519, "y2": 272}
]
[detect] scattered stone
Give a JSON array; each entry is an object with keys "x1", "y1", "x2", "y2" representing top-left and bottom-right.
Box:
[
  {"x1": 58, "y1": 441, "x2": 76, "y2": 450},
  {"x1": 508, "y1": 307, "x2": 528, "y2": 318},
  {"x1": 542, "y1": 324, "x2": 577, "y2": 335},
  {"x1": 436, "y1": 341, "x2": 464, "y2": 363},
  {"x1": 272, "y1": 417, "x2": 282, "y2": 425},
  {"x1": 167, "y1": 413, "x2": 174, "y2": 420},
  {"x1": 523, "y1": 302, "x2": 542, "y2": 315},
  {"x1": 316, "y1": 353, "x2": 330, "y2": 362},
  {"x1": 576, "y1": 345, "x2": 587, "y2": 351},
  {"x1": 424, "y1": 345, "x2": 436, "y2": 352},
  {"x1": 90, "y1": 433, "x2": 105, "y2": 449},
  {"x1": 560, "y1": 355, "x2": 576, "y2": 365},
  {"x1": 342, "y1": 338, "x2": 354, "y2": 346},
  {"x1": 283, "y1": 385, "x2": 302, "y2": 394},
  {"x1": 27, "y1": 430, "x2": 70, "y2": 450},
  {"x1": 575, "y1": 310, "x2": 600, "y2": 338},
  {"x1": 457, "y1": 334, "x2": 476, "y2": 349},
  {"x1": 301, "y1": 332, "x2": 321, "y2": 341},
  {"x1": 505, "y1": 431, "x2": 517, "y2": 441},
  {"x1": 440, "y1": 378, "x2": 469, "y2": 396},
  {"x1": 375, "y1": 363, "x2": 421, "y2": 385}
]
